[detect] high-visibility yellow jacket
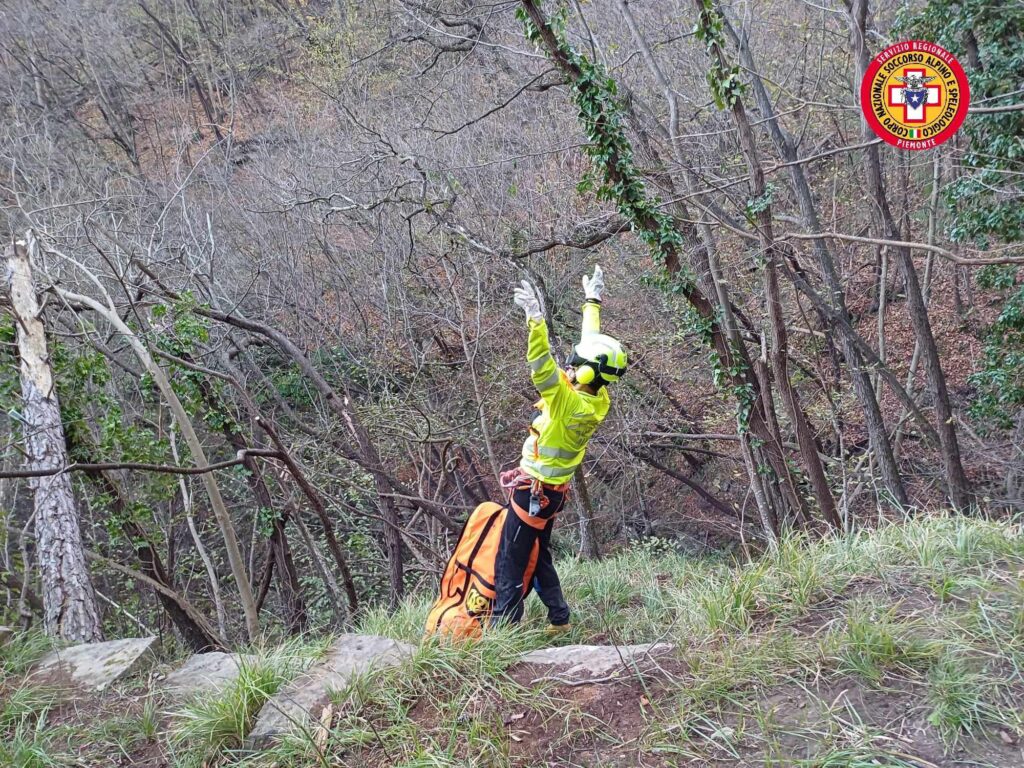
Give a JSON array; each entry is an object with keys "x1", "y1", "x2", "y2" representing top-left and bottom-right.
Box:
[{"x1": 520, "y1": 301, "x2": 610, "y2": 485}]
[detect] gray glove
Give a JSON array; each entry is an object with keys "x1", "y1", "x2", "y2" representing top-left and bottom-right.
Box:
[
  {"x1": 513, "y1": 279, "x2": 544, "y2": 323},
  {"x1": 582, "y1": 264, "x2": 604, "y2": 302}
]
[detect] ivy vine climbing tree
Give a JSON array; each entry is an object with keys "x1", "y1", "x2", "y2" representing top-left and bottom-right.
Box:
[
  {"x1": 515, "y1": 0, "x2": 830, "y2": 541},
  {"x1": 692, "y1": 0, "x2": 840, "y2": 530}
]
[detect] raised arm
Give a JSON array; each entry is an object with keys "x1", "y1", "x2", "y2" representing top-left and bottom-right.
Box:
[
  {"x1": 514, "y1": 280, "x2": 570, "y2": 404},
  {"x1": 526, "y1": 319, "x2": 563, "y2": 396},
  {"x1": 581, "y1": 264, "x2": 604, "y2": 337}
]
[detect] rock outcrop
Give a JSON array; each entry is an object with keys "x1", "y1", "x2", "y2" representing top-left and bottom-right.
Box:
[
  {"x1": 246, "y1": 634, "x2": 414, "y2": 746},
  {"x1": 518, "y1": 642, "x2": 673, "y2": 680},
  {"x1": 31, "y1": 636, "x2": 157, "y2": 693},
  {"x1": 162, "y1": 651, "x2": 256, "y2": 698}
]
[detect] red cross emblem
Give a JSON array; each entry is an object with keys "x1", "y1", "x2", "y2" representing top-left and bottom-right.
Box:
[{"x1": 887, "y1": 67, "x2": 942, "y2": 124}]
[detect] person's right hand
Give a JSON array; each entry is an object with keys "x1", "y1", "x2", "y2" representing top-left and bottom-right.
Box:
[
  {"x1": 514, "y1": 279, "x2": 544, "y2": 323},
  {"x1": 582, "y1": 264, "x2": 604, "y2": 302}
]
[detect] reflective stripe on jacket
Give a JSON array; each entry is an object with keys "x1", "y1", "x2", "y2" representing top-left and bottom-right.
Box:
[{"x1": 519, "y1": 302, "x2": 609, "y2": 485}]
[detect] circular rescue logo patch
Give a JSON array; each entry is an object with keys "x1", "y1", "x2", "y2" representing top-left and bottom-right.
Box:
[{"x1": 860, "y1": 40, "x2": 970, "y2": 151}]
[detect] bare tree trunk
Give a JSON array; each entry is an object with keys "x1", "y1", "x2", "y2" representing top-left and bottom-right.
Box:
[
  {"x1": 65, "y1": 425, "x2": 224, "y2": 651},
  {"x1": 170, "y1": 425, "x2": 227, "y2": 640},
  {"x1": 754, "y1": 355, "x2": 809, "y2": 529},
  {"x1": 54, "y1": 283, "x2": 260, "y2": 641},
  {"x1": 221, "y1": 426, "x2": 308, "y2": 634},
  {"x1": 289, "y1": 507, "x2": 346, "y2": 624},
  {"x1": 445, "y1": 255, "x2": 502, "y2": 486},
  {"x1": 876, "y1": 247, "x2": 889, "y2": 401},
  {"x1": 895, "y1": 153, "x2": 943, "y2": 455},
  {"x1": 694, "y1": 2, "x2": 840, "y2": 529},
  {"x1": 4, "y1": 239, "x2": 102, "y2": 642},
  {"x1": 952, "y1": 265, "x2": 965, "y2": 318},
  {"x1": 121, "y1": 516, "x2": 224, "y2": 650},
  {"x1": 613, "y1": 0, "x2": 786, "y2": 538},
  {"x1": 719, "y1": 15, "x2": 908, "y2": 510},
  {"x1": 846, "y1": 0, "x2": 971, "y2": 510},
  {"x1": 1007, "y1": 414, "x2": 1024, "y2": 508},
  {"x1": 257, "y1": 417, "x2": 360, "y2": 617},
  {"x1": 344, "y1": 400, "x2": 414, "y2": 608},
  {"x1": 947, "y1": 153, "x2": 968, "y2": 322},
  {"x1": 193, "y1": 370, "x2": 309, "y2": 635},
  {"x1": 781, "y1": 260, "x2": 941, "y2": 447}
]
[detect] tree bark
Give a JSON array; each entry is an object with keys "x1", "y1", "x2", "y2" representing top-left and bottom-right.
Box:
[
  {"x1": 694, "y1": 2, "x2": 840, "y2": 529},
  {"x1": 895, "y1": 153, "x2": 943, "y2": 455},
  {"x1": 723, "y1": 15, "x2": 908, "y2": 510},
  {"x1": 5, "y1": 239, "x2": 102, "y2": 642},
  {"x1": 572, "y1": 466, "x2": 600, "y2": 560},
  {"x1": 170, "y1": 424, "x2": 227, "y2": 640},
  {"x1": 220, "y1": 422, "x2": 308, "y2": 635},
  {"x1": 193, "y1": 373, "x2": 309, "y2": 635},
  {"x1": 603, "y1": 0, "x2": 789, "y2": 539}
]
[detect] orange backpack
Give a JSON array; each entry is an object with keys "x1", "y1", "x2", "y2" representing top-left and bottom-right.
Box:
[{"x1": 424, "y1": 501, "x2": 538, "y2": 641}]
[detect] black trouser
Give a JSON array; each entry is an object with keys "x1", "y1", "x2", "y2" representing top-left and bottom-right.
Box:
[{"x1": 491, "y1": 484, "x2": 570, "y2": 627}]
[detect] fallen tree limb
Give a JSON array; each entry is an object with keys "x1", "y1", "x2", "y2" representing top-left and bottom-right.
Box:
[{"x1": 83, "y1": 548, "x2": 226, "y2": 650}]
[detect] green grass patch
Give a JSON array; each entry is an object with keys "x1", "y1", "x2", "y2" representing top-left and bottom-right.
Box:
[
  {"x1": 168, "y1": 635, "x2": 330, "y2": 766},
  {"x1": 0, "y1": 715, "x2": 63, "y2": 768},
  {"x1": 829, "y1": 602, "x2": 942, "y2": 686},
  {"x1": 263, "y1": 626, "x2": 555, "y2": 767},
  {"x1": 0, "y1": 684, "x2": 57, "y2": 729},
  {"x1": 0, "y1": 629, "x2": 52, "y2": 679},
  {"x1": 358, "y1": 594, "x2": 434, "y2": 643},
  {"x1": 926, "y1": 648, "x2": 1019, "y2": 747},
  {"x1": 680, "y1": 630, "x2": 819, "y2": 712},
  {"x1": 0, "y1": 632, "x2": 61, "y2": 768},
  {"x1": 799, "y1": 747, "x2": 926, "y2": 767}
]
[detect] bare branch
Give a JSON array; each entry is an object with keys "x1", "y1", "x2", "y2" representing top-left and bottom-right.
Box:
[
  {"x1": 0, "y1": 449, "x2": 283, "y2": 479},
  {"x1": 782, "y1": 231, "x2": 1024, "y2": 266}
]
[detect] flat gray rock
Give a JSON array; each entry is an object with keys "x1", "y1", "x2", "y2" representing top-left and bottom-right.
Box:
[
  {"x1": 163, "y1": 652, "x2": 255, "y2": 698},
  {"x1": 32, "y1": 636, "x2": 156, "y2": 692},
  {"x1": 518, "y1": 642, "x2": 673, "y2": 679},
  {"x1": 247, "y1": 634, "x2": 413, "y2": 746}
]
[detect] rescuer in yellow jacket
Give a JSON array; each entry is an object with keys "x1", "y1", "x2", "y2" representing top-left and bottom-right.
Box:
[{"x1": 491, "y1": 265, "x2": 628, "y2": 629}]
